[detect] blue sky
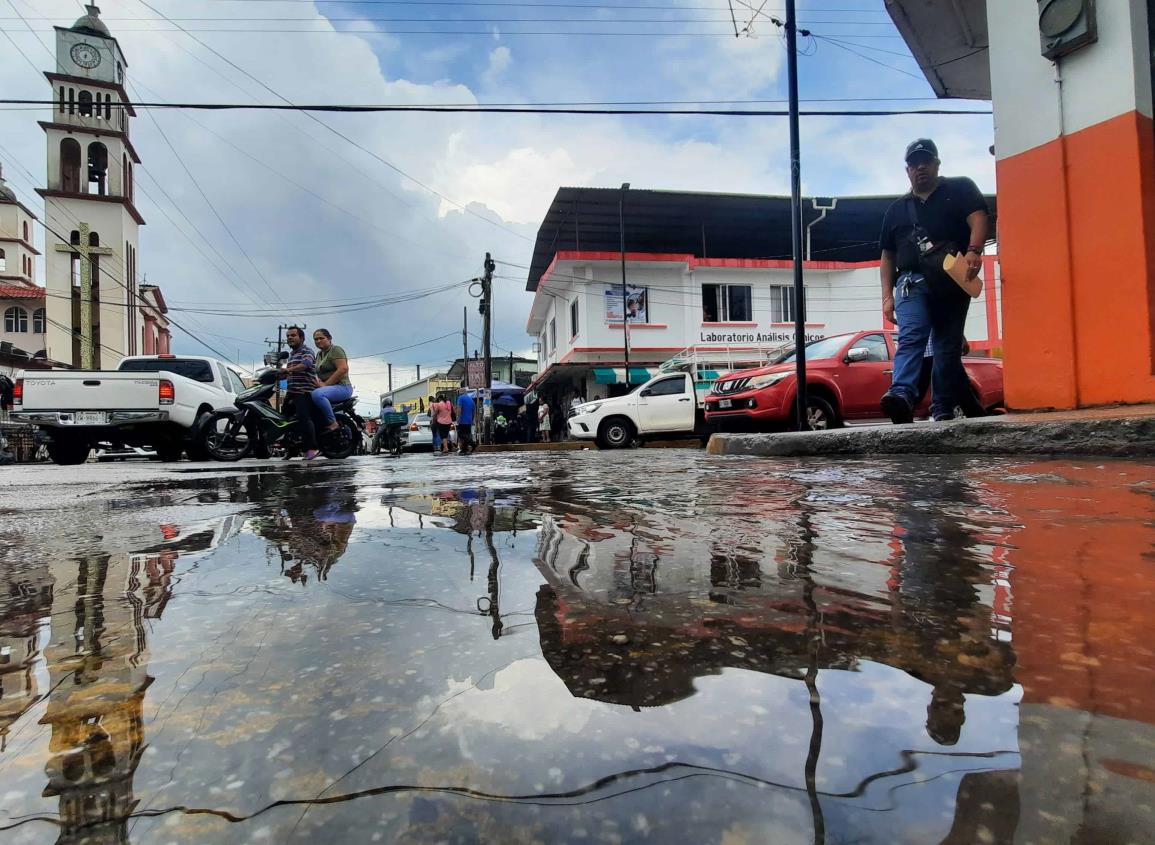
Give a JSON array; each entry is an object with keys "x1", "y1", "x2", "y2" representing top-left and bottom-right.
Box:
[{"x1": 0, "y1": 0, "x2": 995, "y2": 402}]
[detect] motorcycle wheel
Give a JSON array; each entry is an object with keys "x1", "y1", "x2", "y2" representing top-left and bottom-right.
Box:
[
  {"x1": 320, "y1": 417, "x2": 359, "y2": 460},
  {"x1": 202, "y1": 412, "x2": 254, "y2": 462}
]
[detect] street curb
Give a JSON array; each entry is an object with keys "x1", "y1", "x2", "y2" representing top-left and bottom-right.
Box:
[
  {"x1": 473, "y1": 439, "x2": 703, "y2": 453},
  {"x1": 706, "y1": 415, "x2": 1155, "y2": 458}
]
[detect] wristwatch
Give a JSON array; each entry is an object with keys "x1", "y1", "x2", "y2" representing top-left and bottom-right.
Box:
[{"x1": 966, "y1": 246, "x2": 983, "y2": 255}]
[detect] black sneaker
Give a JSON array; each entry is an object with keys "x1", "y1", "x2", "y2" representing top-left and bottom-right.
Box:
[{"x1": 880, "y1": 392, "x2": 914, "y2": 425}]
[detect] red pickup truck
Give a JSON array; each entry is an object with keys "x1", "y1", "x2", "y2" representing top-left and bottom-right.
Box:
[{"x1": 703, "y1": 330, "x2": 1004, "y2": 430}]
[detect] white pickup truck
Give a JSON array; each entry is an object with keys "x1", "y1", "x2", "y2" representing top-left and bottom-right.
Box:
[
  {"x1": 12, "y1": 355, "x2": 244, "y2": 464},
  {"x1": 567, "y1": 371, "x2": 707, "y2": 449}
]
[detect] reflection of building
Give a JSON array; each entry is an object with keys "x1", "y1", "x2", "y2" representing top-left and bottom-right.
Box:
[
  {"x1": 38, "y1": 553, "x2": 159, "y2": 844},
  {"x1": 0, "y1": 560, "x2": 52, "y2": 750}
]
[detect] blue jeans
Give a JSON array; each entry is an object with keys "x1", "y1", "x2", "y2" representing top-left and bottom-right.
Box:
[
  {"x1": 890, "y1": 274, "x2": 970, "y2": 419},
  {"x1": 311, "y1": 384, "x2": 353, "y2": 426}
]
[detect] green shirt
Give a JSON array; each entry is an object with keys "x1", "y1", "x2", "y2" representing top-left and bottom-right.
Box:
[{"x1": 316, "y1": 344, "x2": 351, "y2": 386}]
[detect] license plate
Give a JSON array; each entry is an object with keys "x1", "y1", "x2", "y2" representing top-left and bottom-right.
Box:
[
  {"x1": 718, "y1": 399, "x2": 733, "y2": 409},
  {"x1": 75, "y1": 411, "x2": 108, "y2": 425}
]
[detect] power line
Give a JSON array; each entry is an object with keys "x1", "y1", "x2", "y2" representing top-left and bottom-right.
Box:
[
  {"x1": 0, "y1": 99, "x2": 992, "y2": 116},
  {"x1": 128, "y1": 0, "x2": 532, "y2": 243}
]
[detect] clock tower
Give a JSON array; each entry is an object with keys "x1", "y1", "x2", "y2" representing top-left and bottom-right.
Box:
[{"x1": 39, "y1": 4, "x2": 144, "y2": 369}]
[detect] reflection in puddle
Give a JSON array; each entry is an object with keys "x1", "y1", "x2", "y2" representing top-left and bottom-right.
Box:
[{"x1": 0, "y1": 454, "x2": 1153, "y2": 843}]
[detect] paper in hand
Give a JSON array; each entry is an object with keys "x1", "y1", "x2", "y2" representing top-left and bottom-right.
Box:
[{"x1": 943, "y1": 252, "x2": 983, "y2": 298}]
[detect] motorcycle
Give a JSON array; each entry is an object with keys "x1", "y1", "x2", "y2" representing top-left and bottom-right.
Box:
[
  {"x1": 197, "y1": 367, "x2": 361, "y2": 462},
  {"x1": 371, "y1": 410, "x2": 408, "y2": 457}
]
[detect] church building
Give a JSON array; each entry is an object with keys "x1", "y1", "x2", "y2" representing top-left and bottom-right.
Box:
[{"x1": 37, "y1": 4, "x2": 152, "y2": 370}]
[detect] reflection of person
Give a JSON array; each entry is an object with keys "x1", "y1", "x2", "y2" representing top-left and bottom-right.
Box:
[
  {"x1": 879, "y1": 138, "x2": 989, "y2": 424},
  {"x1": 260, "y1": 481, "x2": 358, "y2": 584}
]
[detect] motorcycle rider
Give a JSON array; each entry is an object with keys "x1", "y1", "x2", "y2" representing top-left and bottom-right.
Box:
[{"x1": 283, "y1": 326, "x2": 320, "y2": 461}]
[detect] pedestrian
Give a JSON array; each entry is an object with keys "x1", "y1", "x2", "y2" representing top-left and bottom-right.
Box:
[
  {"x1": 914, "y1": 335, "x2": 985, "y2": 418},
  {"x1": 433, "y1": 393, "x2": 454, "y2": 455},
  {"x1": 311, "y1": 329, "x2": 353, "y2": 435},
  {"x1": 538, "y1": 400, "x2": 552, "y2": 443},
  {"x1": 457, "y1": 390, "x2": 477, "y2": 454},
  {"x1": 282, "y1": 326, "x2": 320, "y2": 460},
  {"x1": 879, "y1": 138, "x2": 989, "y2": 424}
]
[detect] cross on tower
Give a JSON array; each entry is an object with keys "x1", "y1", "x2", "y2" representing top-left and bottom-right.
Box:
[{"x1": 55, "y1": 221, "x2": 113, "y2": 369}]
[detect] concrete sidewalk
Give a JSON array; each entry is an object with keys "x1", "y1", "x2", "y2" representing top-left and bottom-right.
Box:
[{"x1": 707, "y1": 405, "x2": 1155, "y2": 458}]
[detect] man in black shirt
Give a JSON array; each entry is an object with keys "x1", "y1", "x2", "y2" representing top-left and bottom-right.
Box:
[{"x1": 878, "y1": 139, "x2": 989, "y2": 423}]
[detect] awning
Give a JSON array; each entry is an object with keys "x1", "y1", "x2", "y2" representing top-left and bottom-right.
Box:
[{"x1": 592, "y1": 367, "x2": 652, "y2": 385}]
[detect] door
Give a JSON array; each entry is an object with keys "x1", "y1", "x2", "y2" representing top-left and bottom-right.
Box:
[
  {"x1": 837, "y1": 334, "x2": 895, "y2": 419},
  {"x1": 637, "y1": 374, "x2": 695, "y2": 432}
]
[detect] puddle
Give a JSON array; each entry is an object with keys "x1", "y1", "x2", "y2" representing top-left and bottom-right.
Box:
[{"x1": 1, "y1": 453, "x2": 1154, "y2": 843}]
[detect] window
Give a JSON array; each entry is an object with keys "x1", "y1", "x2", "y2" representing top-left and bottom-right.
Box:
[
  {"x1": 32, "y1": 308, "x2": 45, "y2": 334},
  {"x1": 0, "y1": 248, "x2": 5, "y2": 272},
  {"x1": 22, "y1": 221, "x2": 29, "y2": 241},
  {"x1": 570, "y1": 298, "x2": 579, "y2": 339},
  {"x1": 118, "y1": 358, "x2": 215, "y2": 383},
  {"x1": 4, "y1": 306, "x2": 28, "y2": 333},
  {"x1": 60, "y1": 138, "x2": 82, "y2": 193},
  {"x1": 849, "y1": 334, "x2": 889, "y2": 363},
  {"x1": 549, "y1": 317, "x2": 557, "y2": 353},
  {"x1": 701, "y1": 284, "x2": 753, "y2": 322},
  {"x1": 645, "y1": 375, "x2": 686, "y2": 396},
  {"x1": 78, "y1": 90, "x2": 93, "y2": 117},
  {"x1": 770, "y1": 285, "x2": 806, "y2": 323},
  {"x1": 87, "y1": 142, "x2": 108, "y2": 196}
]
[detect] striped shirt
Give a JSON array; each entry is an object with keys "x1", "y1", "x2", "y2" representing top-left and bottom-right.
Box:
[{"x1": 287, "y1": 345, "x2": 317, "y2": 394}]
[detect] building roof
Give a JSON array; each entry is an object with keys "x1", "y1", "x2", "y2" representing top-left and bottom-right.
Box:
[
  {"x1": 71, "y1": 3, "x2": 111, "y2": 38},
  {"x1": 0, "y1": 285, "x2": 45, "y2": 300},
  {"x1": 885, "y1": 0, "x2": 990, "y2": 100},
  {"x1": 526, "y1": 186, "x2": 997, "y2": 291}
]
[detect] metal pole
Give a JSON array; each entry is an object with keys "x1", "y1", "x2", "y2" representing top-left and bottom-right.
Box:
[
  {"x1": 462, "y1": 305, "x2": 469, "y2": 387},
  {"x1": 786, "y1": 0, "x2": 809, "y2": 431},
  {"x1": 387, "y1": 362, "x2": 392, "y2": 392},
  {"x1": 483, "y1": 253, "x2": 495, "y2": 443},
  {"x1": 619, "y1": 182, "x2": 630, "y2": 391}
]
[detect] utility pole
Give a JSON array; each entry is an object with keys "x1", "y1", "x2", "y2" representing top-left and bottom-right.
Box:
[
  {"x1": 481, "y1": 252, "x2": 495, "y2": 443},
  {"x1": 619, "y1": 183, "x2": 630, "y2": 391},
  {"x1": 387, "y1": 362, "x2": 393, "y2": 393},
  {"x1": 785, "y1": 0, "x2": 809, "y2": 431},
  {"x1": 462, "y1": 306, "x2": 469, "y2": 387}
]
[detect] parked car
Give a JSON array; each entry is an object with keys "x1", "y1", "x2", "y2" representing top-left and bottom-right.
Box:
[
  {"x1": 405, "y1": 413, "x2": 435, "y2": 451},
  {"x1": 568, "y1": 371, "x2": 707, "y2": 449},
  {"x1": 703, "y1": 330, "x2": 1004, "y2": 431},
  {"x1": 94, "y1": 443, "x2": 157, "y2": 462},
  {"x1": 12, "y1": 354, "x2": 244, "y2": 464}
]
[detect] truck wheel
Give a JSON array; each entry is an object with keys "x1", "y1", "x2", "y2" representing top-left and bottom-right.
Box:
[
  {"x1": 47, "y1": 440, "x2": 91, "y2": 465},
  {"x1": 597, "y1": 417, "x2": 635, "y2": 449},
  {"x1": 794, "y1": 396, "x2": 839, "y2": 431}
]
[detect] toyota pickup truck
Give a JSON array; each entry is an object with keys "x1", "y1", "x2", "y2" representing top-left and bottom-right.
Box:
[
  {"x1": 568, "y1": 370, "x2": 708, "y2": 449},
  {"x1": 703, "y1": 330, "x2": 1005, "y2": 431},
  {"x1": 12, "y1": 355, "x2": 244, "y2": 464}
]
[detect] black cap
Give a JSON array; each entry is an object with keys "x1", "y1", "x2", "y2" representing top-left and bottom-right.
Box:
[{"x1": 905, "y1": 138, "x2": 938, "y2": 162}]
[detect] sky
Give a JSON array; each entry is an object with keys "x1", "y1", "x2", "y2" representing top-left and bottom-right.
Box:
[{"x1": 0, "y1": 0, "x2": 996, "y2": 411}]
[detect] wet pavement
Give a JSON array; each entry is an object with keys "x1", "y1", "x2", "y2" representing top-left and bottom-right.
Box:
[{"x1": 1, "y1": 451, "x2": 1154, "y2": 844}]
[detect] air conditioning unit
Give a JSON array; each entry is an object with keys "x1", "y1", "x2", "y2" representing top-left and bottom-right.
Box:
[{"x1": 1038, "y1": 0, "x2": 1097, "y2": 61}]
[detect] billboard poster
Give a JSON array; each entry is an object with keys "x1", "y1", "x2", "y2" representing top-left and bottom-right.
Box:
[
  {"x1": 466, "y1": 359, "x2": 487, "y2": 388},
  {"x1": 604, "y1": 286, "x2": 648, "y2": 323}
]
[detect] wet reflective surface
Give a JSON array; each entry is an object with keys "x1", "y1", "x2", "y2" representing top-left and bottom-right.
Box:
[{"x1": 1, "y1": 451, "x2": 1154, "y2": 844}]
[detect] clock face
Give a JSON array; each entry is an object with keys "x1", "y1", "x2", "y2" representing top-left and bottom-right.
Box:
[{"x1": 70, "y1": 42, "x2": 102, "y2": 70}]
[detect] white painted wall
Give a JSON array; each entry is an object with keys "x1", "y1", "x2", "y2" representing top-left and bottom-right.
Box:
[{"x1": 988, "y1": 0, "x2": 1152, "y2": 160}]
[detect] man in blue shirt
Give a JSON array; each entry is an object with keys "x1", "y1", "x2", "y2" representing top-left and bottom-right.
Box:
[{"x1": 456, "y1": 391, "x2": 476, "y2": 455}]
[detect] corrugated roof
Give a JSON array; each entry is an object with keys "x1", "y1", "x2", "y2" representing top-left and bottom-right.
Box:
[{"x1": 525, "y1": 187, "x2": 997, "y2": 291}]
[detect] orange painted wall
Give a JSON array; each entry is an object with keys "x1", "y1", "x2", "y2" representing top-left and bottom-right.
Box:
[{"x1": 997, "y1": 111, "x2": 1155, "y2": 409}]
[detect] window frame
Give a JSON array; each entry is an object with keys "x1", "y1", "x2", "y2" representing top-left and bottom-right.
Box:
[
  {"x1": 32, "y1": 308, "x2": 45, "y2": 334},
  {"x1": 4, "y1": 306, "x2": 29, "y2": 334},
  {"x1": 701, "y1": 283, "x2": 754, "y2": 323},
  {"x1": 644, "y1": 374, "x2": 687, "y2": 396},
  {"x1": 549, "y1": 317, "x2": 557, "y2": 354},
  {"x1": 570, "y1": 297, "x2": 579, "y2": 339}
]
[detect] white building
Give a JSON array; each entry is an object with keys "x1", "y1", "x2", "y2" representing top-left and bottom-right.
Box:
[
  {"x1": 525, "y1": 188, "x2": 1002, "y2": 403},
  {"x1": 38, "y1": 4, "x2": 146, "y2": 370},
  {"x1": 0, "y1": 164, "x2": 47, "y2": 365}
]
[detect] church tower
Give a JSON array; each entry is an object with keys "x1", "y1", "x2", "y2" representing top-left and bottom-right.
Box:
[{"x1": 39, "y1": 4, "x2": 144, "y2": 369}]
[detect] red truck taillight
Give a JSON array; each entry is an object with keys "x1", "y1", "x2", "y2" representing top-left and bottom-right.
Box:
[
  {"x1": 158, "y1": 379, "x2": 175, "y2": 405},
  {"x1": 13, "y1": 378, "x2": 23, "y2": 407}
]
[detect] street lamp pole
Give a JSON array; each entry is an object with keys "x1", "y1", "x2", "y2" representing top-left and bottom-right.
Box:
[{"x1": 619, "y1": 182, "x2": 630, "y2": 391}]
